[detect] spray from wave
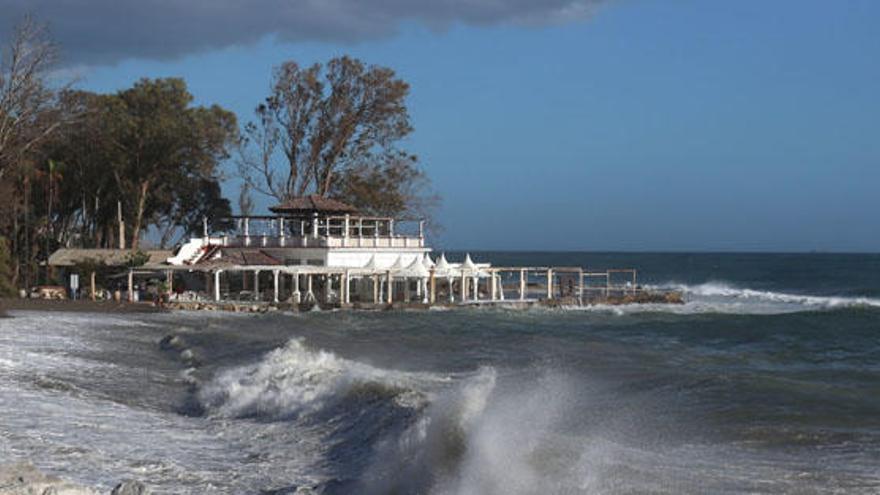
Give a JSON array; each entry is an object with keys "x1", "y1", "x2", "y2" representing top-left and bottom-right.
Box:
[{"x1": 197, "y1": 339, "x2": 633, "y2": 494}]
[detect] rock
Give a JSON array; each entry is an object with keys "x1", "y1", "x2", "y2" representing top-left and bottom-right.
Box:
[
  {"x1": 110, "y1": 480, "x2": 148, "y2": 495},
  {"x1": 158, "y1": 334, "x2": 183, "y2": 351},
  {"x1": 0, "y1": 462, "x2": 96, "y2": 494}
]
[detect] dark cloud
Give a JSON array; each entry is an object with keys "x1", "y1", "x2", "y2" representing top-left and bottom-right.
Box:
[{"x1": 0, "y1": 0, "x2": 605, "y2": 66}]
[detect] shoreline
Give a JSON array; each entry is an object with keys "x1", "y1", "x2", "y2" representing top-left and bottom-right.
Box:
[{"x1": 0, "y1": 298, "x2": 167, "y2": 315}]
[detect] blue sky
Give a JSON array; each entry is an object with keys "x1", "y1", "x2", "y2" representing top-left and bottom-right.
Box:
[{"x1": 30, "y1": 0, "x2": 880, "y2": 251}]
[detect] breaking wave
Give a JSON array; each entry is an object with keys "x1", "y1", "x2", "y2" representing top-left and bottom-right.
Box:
[
  {"x1": 198, "y1": 338, "x2": 446, "y2": 420},
  {"x1": 677, "y1": 282, "x2": 880, "y2": 309},
  {"x1": 570, "y1": 282, "x2": 880, "y2": 315},
  {"x1": 198, "y1": 339, "x2": 617, "y2": 493}
]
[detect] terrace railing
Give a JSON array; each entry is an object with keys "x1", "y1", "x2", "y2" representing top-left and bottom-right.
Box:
[{"x1": 212, "y1": 214, "x2": 426, "y2": 249}]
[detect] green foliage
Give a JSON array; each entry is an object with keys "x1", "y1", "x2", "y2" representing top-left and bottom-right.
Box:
[
  {"x1": 0, "y1": 236, "x2": 14, "y2": 296},
  {"x1": 330, "y1": 153, "x2": 438, "y2": 221},
  {"x1": 26, "y1": 80, "x2": 237, "y2": 250},
  {"x1": 125, "y1": 250, "x2": 150, "y2": 268},
  {"x1": 239, "y1": 56, "x2": 422, "y2": 212}
]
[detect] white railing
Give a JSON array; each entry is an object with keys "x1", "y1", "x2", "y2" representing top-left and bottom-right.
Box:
[
  {"x1": 222, "y1": 234, "x2": 425, "y2": 249},
  {"x1": 215, "y1": 214, "x2": 426, "y2": 249}
]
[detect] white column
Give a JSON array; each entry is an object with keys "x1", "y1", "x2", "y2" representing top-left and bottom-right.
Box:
[
  {"x1": 344, "y1": 215, "x2": 350, "y2": 240},
  {"x1": 243, "y1": 218, "x2": 250, "y2": 246},
  {"x1": 546, "y1": 269, "x2": 553, "y2": 300},
  {"x1": 127, "y1": 270, "x2": 134, "y2": 302},
  {"x1": 472, "y1": 276, "x2": 479, "y2": 301},
  {"x1": 273, "y1": 270, "x2": 279, "y2": 303},
  {"x1": 460, "y1": 271, "x2": 467, "y2": 303},
  {"x1": 386, "y1": 271, "x2": 393, "y2": 304},
  {"x1": 422, "y1": 279, "x2": 429, "y2": 304},
  {"x1": 254, "y1": 270, "x2": 260, "y2": 301},
  {"x1": 214, "y1": 270, "x2": 221, "y2": 302},
  {"x1": 578, "y1": 269, "x2": 584, "y2": 305},
  {"x1": 448, "y1": 278, "x2": 454, "y2": 303},
  {"x1": 490, "y1": 271, "x2": 497, "y2": 301},
  {"x1": 519, "y1": 269, "x2": 526, "y2": 300},
  {"x1": 373, "y1": 275, "x2": 380, "y2": 303},
  {"x1": 292, "y1": 273, "x2": 301, "y2": 304},
  {"x1": 312, "y1": 212, "x2": 319, "y2": 238},
  {"x1": 307, "y1": 274, "x2": 314, "y2": 302},
  {"x1": 404, "y1": 277, "x2": 411, "y2": 302},
  {"x1": 343, "y1": 270, "x2": 351, "y2": 304}
]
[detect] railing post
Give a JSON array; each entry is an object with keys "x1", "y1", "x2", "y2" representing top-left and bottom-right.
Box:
[
  {"x1": 344, "y1": 214, "x2": 350, "y2": 240},
  {"x1": 273, "y1": 270, "x2": 279, "y2": 303},
  {"x1": 312, "y1": 212, "x2": 319, "y2": 238},
  {"x1": 519, "y1": 269, "x2": 526, "y2": 300},
  {"x1": 243, "y1": 217, "x2": 250, "y2": 246},
  {"x1": 279, "y1": 217, "x2": 285, "y2": 247},
  {"x1": 389, "y1": 219, "x2": 395, "y2": 237}
]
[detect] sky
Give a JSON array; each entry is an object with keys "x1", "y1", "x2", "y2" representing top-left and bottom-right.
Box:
[{"x1": 4, "y1": 0, "x2": 878, "y2": 251}]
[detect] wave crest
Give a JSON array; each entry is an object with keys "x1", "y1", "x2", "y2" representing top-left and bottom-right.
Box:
[
  {"x1": 198, "y1": 339, "x2": 441, "y2": 420},
  {"x1": 568, "y1": 281, "x2": 880, "y2": 315}
]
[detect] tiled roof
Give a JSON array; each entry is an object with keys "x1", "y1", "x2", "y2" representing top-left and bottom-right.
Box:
[
  {"x1": 216, "y1": 248, "x2": 283, "y2": 266},
  {"x1": 269, "y1": 194, "x2": 358, "y2": 214}
]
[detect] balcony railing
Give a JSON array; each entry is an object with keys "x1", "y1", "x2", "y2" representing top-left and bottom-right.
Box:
[{"x1": 212, "y1": 214, "x2": 426, "y2": 249}]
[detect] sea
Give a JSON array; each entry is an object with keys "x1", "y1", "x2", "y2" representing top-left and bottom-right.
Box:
[{"x1": 1, "y1": 252, "x2": 879, "y2": 494}]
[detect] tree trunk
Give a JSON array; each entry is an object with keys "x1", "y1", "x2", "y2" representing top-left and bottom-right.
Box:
[{"x1": 131, "y1": 180, "x2": 150, "y2": 251}]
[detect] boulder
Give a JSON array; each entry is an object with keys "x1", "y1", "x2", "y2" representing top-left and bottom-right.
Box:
[{"x1": 110, "y1": 480, "x2": 148, "y2": 495}]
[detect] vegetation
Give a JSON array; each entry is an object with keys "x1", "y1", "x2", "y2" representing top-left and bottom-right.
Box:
[
  {"x1": 237, "y1": 56, "x2": 436, "y2": 219},
  {"x1": 0, "y1": 18, "x2": 437, "y2": 291},
  {"x1": 0, "y1": 236, "x2": 14, "y2": 296}
]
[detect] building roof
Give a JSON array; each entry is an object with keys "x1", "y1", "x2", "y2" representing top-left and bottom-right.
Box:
[
  {"x1": 217, "y1": 248, "x2": 283, "y2": 266},
  {"x1": 269, "y1": 194, "x2": 358, "y2": 215},
  {"x1": 48, "y1": 249, "x2": 172, "y2": 268}
]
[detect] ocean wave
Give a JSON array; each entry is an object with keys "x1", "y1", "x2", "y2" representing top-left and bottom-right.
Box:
[
  {"x1": 198, "y1": 338, "x2": 447, "y2": 420},
  {"x1": 566, "y1": 282, "x2": 880, "y2": 316},
  {"x1": 679, "y1": 282, "x2": 880, "y2": 308}
]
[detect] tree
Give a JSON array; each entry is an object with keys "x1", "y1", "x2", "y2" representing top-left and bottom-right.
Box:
[
  {"x1": 107, "y1": 78, "x2": 237, "y2": 249},
  {"x1": 237, "y1": 56, "x2": 429, "y2": 218},
  {"x1": 330, "y1": 152, "x2": 438, "y2": 221},
  {"x1": 0, "y1": 17, "x2": 66, "y2": 182},
  {"x1": 0, "y1": 236, "x2": 14, "y2": 296}
]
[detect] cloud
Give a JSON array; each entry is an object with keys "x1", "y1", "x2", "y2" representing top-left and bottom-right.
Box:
[{"x1": 0, "y1": 0, "x2": 604, "y2": 66}]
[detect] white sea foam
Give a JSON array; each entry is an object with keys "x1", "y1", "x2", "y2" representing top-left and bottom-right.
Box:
[
  {"x1": 565, "y1": 281, "x2": 880, "y2": 315},
  {"x1": 198, "y1": 338, "x2": 447, "y2": 419}
]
